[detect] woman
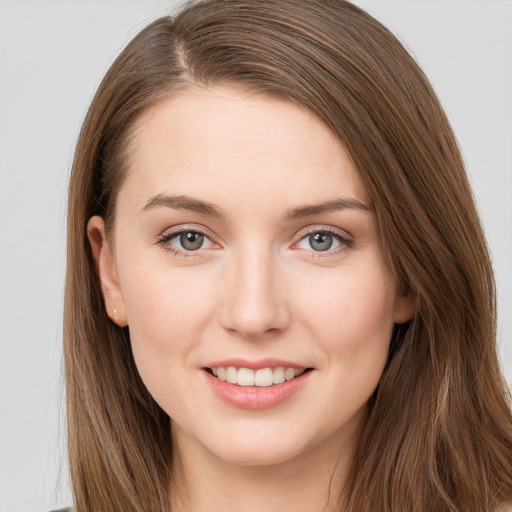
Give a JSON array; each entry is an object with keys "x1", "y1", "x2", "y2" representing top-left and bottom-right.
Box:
[{"x1": 63, "y1": 0, "x2": 512, "y2": 511}]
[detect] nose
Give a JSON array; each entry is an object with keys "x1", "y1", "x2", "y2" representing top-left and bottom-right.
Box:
[{"x1": 219, "y1": 243, "x2": 291, "y2": 339}]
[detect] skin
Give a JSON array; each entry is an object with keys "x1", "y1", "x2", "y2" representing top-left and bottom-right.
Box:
[{"x1": 88, "y1": 87, "x2": 415, "y2": 511}]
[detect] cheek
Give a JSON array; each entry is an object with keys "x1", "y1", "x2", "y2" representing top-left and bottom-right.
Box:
[
  {"x1": 305, "y1": 262, "x2": 396, "y2": 333},
  {"x1": 120, "y1": 264, "x2": 217, "y2": 366},
  {"x1": 119, "y1": 265, "x2": 220, "y2": 416},
  {"x1": 295, "y1": 266, "x2": 397, "y2": 435},
  {"x1": 299, "y1": 264, "x2": 397, "y2": 373}
]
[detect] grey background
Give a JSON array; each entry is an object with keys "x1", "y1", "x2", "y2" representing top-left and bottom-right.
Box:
[{"x1": 0, "y1": 1, "x2": 510, "y2": 511}]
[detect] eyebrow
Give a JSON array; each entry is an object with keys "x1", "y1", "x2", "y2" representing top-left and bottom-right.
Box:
[{"x1": 141, "y1": 193, "x2": 372, "y2": 221}]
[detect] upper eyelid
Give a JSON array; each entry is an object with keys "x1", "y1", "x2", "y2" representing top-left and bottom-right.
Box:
[
  {"x1": 158, "y1": 224, "x2": 216, "y2": 241},
  {"x1": 297, "y1": 225, "x2": 351, "y2": 239},
  {"x1": 159, "y1": 224, "x2": 351, "y2": 240}
]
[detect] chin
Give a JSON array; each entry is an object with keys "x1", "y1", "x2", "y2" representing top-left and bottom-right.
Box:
[
  {"x1": 200, "y1": 424, "x2": 320, "y2": 467},
  {"x1": 212, "y1": 442, "x2": 303, "y2": 467}
]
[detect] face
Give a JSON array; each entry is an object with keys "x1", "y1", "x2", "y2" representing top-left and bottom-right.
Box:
[{"x1": 89, "y1": 87, "x2": 413, "y2": 467}]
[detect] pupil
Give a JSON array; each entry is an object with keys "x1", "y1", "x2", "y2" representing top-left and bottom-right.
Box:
[
  {"x1": 181, "y1": 232, "x2": 204, "y2": 250},
  {"x1": 310, "y1": 232, "x2": 332, "y2": 251}
]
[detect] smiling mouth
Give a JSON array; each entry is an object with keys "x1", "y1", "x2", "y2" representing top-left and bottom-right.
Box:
[{"x1": 205, "y1": 366, "x2": 313, "y2": 387}]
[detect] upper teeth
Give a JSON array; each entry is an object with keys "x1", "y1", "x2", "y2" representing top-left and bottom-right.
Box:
[{"x1": 212, "y1": 367, "x2": 305, "y2": 387}]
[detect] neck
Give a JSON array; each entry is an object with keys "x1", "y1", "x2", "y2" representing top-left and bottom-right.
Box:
[{"x1": 168, "y1": 418, "x2": 362, "y2": 512}]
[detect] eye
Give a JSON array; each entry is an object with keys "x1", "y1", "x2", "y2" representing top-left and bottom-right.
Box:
[
  {"x1": 294, "y1": 228, "x2": 352, "y2": 256},
  {"x1": 157, "y1": 228, "x2": 216, "y2": 256}
]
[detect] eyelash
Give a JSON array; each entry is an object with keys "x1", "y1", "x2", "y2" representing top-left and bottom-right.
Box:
[{"x1": 156, "y1": 226, "x2": 353, "y2": 259}]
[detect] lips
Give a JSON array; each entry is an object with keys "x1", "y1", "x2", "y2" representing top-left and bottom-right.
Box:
[{"x1": 202, "y1": 358, "x2": 313, "y2": 409}]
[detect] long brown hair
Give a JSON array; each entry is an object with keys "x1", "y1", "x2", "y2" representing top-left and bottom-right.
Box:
[{"x1": 64, "y1": 1, "x2": 512, "y2": 510}]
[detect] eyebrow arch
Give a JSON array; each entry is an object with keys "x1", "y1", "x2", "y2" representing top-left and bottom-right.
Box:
[
  {"x1": 141, "y1": 193, "x2": 372, "y2": 221},
  {"x1": 142, "y1": 194, "x2": 223, "y2": 218},
  {"x1": 283, "y1": 197, "x2": 372, "y2": 221}
]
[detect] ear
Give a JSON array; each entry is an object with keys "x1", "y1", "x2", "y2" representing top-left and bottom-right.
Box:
[
  {"x1": 87, "y1": 216, "x2": 128, "y2": 327},
  {"x1": 393, "y1": 288, "x2": 416, "y2": 325}
]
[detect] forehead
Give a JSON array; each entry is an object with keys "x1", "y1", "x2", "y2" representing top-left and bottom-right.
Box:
[{"x1": 122, "y1": 86, "x2": 370, "y2": 211}]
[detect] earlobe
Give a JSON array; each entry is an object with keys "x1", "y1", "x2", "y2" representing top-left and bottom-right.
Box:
[
  {"x1": 87, "y1": 216, "x2": 128, "y2": 327},
  {"x1": 393, "y1": 288, "x2": 416, "y2": 325}
]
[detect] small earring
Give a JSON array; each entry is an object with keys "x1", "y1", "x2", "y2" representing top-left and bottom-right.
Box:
[{"x1": 113, "y1": 308, "x2": 118, "y2": 320}]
